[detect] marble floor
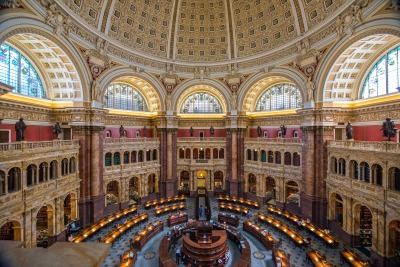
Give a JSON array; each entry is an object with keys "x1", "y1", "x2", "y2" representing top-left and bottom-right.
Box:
[{"x1": 84, "y1": 197, "x2": 370, "y2": 267}]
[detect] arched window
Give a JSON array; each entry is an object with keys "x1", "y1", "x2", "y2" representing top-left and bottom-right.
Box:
[
  {"x1": 152, "y1": 149, "x2": 157, "y2": 160},
  {"x1": 213, "y1": 148, "x2": 218, "y2": 159},
  {"x1": 8, "y1": 168, "x2": 21, "y2": 192},
  {"x1": 39, "y1": 162, "x2": 48, "y2": 183},
  {"x1": 361, "y1": 46, "x2": 400, "y2": 99},
  {"x1": 131, "y1": 151, "x2": 137, "y2": 163},
  {"x1": 205, "y1": 148, "x2": 211, "y2": 159},
  {"x1": 0, "y1": 43, "x2": 45, "y2": 98},
  {"x1": 219, "y1": 148, "x2": 224, "y2": 159},
  {"x1": 350, "y1": 160, "x2": 358, "y2": 180},
  {"x1": 275, "y1": 151, "x2": 281, "y2": 164},
  {"x1": 50, "y1": 160, "x2": 58, "y2": 180},
  {"x1": 61, "y1": 158, "x2": 69, "y2": 176},
  {"x1": 284, "y1": 152, "x2": 291, "y2": 165},
  {"x1": 267, "y1": 151, "x2": 274, "y2": 163},
  {"x1": 185, "y1": 148, "x2": 191, "y2": 159},
  {"x1": 179, "y1": 148, "x2": 185, "y2": 159},
  {"x1": 255, "y1": 83, "x2": 302, "y2": 111},
  {"x1": 26, "y1": 165, "x2": 37, "y2": 186},
  {"x1": 331, "y1": 157, "x2": 338, "y2": 173},
  {"x1": 338, "y1": 158, "x2": 346, "y2": 176},
  {"x1": 180, "y1": 92, "x2": 223, "y2": 113},
  {"x1": 261, "y1": 150, "x2": 266, "y2": 162},
  {"x1": 104, "y1": 83, "x2": 148, "y2": 111},
  {"x1": 105, "y1": 153, "x2": 112, "y2": 166},
  {"x1": 0, "y1": 171, "x2": 5, "y2": 195},
  {"x1": 246, "y1": 149, "x2": 252, "y2": 161},
  {"x1": 293, "y1": 152, "x2": 301, "y2": 166},
  {"x1": 371, "y1": 164, "x2": 383, "y2": 186},
  {"x1": 360, "y1": 162, "x2": 370, "y2": 183},
  {"x1": 253, "y1": 150, "x2": 258, "y2": 161},
  {"x1": 114, "y1": 152, "x2": 120, "y2": 165},
  {"x1": 69, "y1": 157, "x2": 76, "y2": 173},
  {"x1": 123, "y1": 151, "x2": 130, "y2": 164}
]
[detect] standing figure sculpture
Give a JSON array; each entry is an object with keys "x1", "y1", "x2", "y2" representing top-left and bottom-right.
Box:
[
  {"x1": 15, "y1": 118, "x2": 27, "y2": 141},
  {"x1": 189, "y1": 127, "x2": 194, "y2": 137},
  {"x1": 257, "y1": 126, "x2": 262, "y2": 137},
  {"x1": 53, "y1": 122, "x2": 62, "y2": 137},
  {"x1": 306, "y1": 76, "x2": 315, "y2": 102},
  {"x1": 346, "y1": 122, "x2": 353, "y2": 140},
  {"x1": 119, "y1": 125, "x2": 125, "y2": 138},
  {"x1": 210, "y1": 126, "x2": 214, "y2": 137},
  {"x1": 280, "y1": 125, "x2": 287, "y2": 138},
  {"x1": 381, "y1": 118, "x2": 398, "y2": 141},
  {"x1": 143, "y1": 125, "x2": 147, "y2": 138}
]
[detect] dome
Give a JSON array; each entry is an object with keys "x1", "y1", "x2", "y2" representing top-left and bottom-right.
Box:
[{"x1": 58, "y1": 0, "x2": 348, "y2": 73}]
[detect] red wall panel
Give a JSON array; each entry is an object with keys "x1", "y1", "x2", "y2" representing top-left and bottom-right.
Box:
[
  {"x1": 353, "y1": 125, "x2": 387, "y2": 141},
  {"x1": 0, "y1": 124, "x2": 54, "y2": 142},
  {"x1": 177, "y1": 128, "x2": 226, "y2": 138},
  {"x1": 103, "y1": 127, "x2": 154, "y2": 138}
]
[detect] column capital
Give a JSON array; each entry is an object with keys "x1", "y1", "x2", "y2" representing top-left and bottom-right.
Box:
[
  {"x1": 300, "y1": 125, "x2": 335, "y2": 134},
  {"x1": 71, "y1": 125, "x2": 105, "y2": 133}
]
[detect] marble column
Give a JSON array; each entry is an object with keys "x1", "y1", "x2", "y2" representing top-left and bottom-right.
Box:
[
  {"x1": 300, "y1": 125, "x2": 334, "y2": 228},
  {"x1": 72, "y1": 125, "x2": 105, "y2": 227}
]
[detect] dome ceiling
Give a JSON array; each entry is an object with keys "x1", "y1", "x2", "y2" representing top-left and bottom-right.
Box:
[{"x1": 61, "y1": 0, "x2": 348, "y2": 64}]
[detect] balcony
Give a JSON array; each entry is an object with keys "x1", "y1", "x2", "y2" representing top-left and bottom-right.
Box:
[
  {"x1": 327, "y1": 140, "x2": 400, "y2": 153},
  {"x1": 0, "y1": 140, "x2": 79, "y2": 153},
  {"x1": 177, "y1": 137, "x2": 226, "y2": 143}
]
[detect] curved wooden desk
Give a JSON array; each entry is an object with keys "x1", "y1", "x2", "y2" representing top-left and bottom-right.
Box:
[{"x1": 159, "y1": 221, "x2": 251, "y2": 267}]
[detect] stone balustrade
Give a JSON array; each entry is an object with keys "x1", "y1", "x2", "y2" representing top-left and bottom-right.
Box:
[
  {"x1": 327, "y1": 140, "x2": 400, "y2": 153},
  {"x1": 0, "y1": 140, "x2": 79, "y2": 153}
]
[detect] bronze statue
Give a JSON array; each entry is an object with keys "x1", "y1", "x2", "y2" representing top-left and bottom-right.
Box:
[
  {"x1": 119, "y1": 125, "x2": 125, "y2": 138},
  {"x1": 143, "y1": 125, "x2": 147, "y2": 137},
  {"x1": 280, "y1": 125, "x2": 287, "y2": 138},
  {"x1": 381, "y1": 118, "x2": 398, "y2": 141},
  {"x1": 346, "y1": 122, "x2": 353, "y2": 140},
  {"x1": 257, "y1": 126, "x2": 262, "y2": 137},
  {"x1": 210, "y1": 126, "x2": 214, "y2": 137},
  {"x1": 15, "y1": 118, "x2": 27, "y2": 141},
  {"x1": 189, "y1": 127, "x2": 194, "y2": 137},
  {"x1": 53, "y1": 122, "x2": 62, "y2": 135}
]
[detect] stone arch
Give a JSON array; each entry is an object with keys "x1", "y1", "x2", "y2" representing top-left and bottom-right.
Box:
[
  {"x1": 214, "y1": 170, "x2": 224, "y2": 191},
  {"x1": 99, "y1": 68, "x2": 165, "y2": 112},
  {"x1": 35, "y1": 204, "x2": 55, "y2": 247},
  {"x1": 172, "y1": 79, "x2": 231, "y2": 113},
  {"x1": 0, "y1": 220, "x2": 22, "y2": 241},
  {"x1": 285, "y1": 180, "x2": 300, "y2": 206},
  {"x1": 388, "y1": 220, "x2": 400, "y2": 258},
  {"x1": 353, "y1": 203, "x2": 373, "y2": 247},
  {"x1": 128, "y1": 177, "x2": 140, "y2": 202},
  {"x1": 265, "y1": 176, "x2": 276, "y2": 201},
  {"x1": 315, "y1": 23, "x2": 400, "y2": 102},
  {"x1": 179, "y1": 171, "x2": 190, "y2": 191},
  {"x1": 238, "y1": 68, "x2": 306, "y2": 112},
  {"x1": 106, "y1": 180, "x2": 119, "y2": 206},
  {"x1": 329, "y1": 192, "x2": 344, "y2": 227},
  {"x1": 0, "y1": 20, "x2": 91, "y2": 101},
  {"x1": 64, "y1": 192, "x2": 77, "y2": 225}
]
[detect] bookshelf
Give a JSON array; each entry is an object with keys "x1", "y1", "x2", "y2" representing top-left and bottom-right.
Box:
[{"x1": 359, "y1": 206, "x2": 372, "y2": 247}]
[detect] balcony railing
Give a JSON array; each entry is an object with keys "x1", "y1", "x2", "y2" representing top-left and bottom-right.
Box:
[
  {"x1": 0, "y1": 140, "x2": 79, "y2": 152},
  {"x1": 245, "y1": 137, "x2": 301, "y2": 143},
  {"x1": 178, "y1": 137, "x2": 226, "y2": 142},
  {"x1": 104, "y1": 137, "x2": 158, "y2": 143},
  {"x1": 327, "y1": 140, "x2": 400, "y2": 153}
]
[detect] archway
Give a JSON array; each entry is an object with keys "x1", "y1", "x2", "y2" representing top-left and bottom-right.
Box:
[
  {"x1": 354, "y1": 204, "x2": 372, "y2": 248},
  {"x1": 265, "y1": 176, "x2": 276, "y2": 202},
  {"x1": 214, "y1": 171, "x2": 224, "y2": 191},
  {"x1": 331, "y1": 193, "x2": 343, "y2": 227},
  {"x1": 36, "y1": 205, "x2": 54, "y2": 247},
  {"x1": 388, "y1": 220, "x2": 400, "y2": 259},
  {"x1": 179, "y1": 171, "x2": 190, "y2": 191},
  {"x1": 128, "y1": 177, "x2": 139, "y2": 205},
  {"x1": 106, "y1": 181, "x2": 119, "y2": 206},
  {"x1": 0, "y1": 221, "x2": 21, "y2": 241},
  {"x1": 285, "y1": 181, "x2": 299, "y2": 206},
  {"x1": 147, "y1": 173, "x2": 157, "y2": 194},
  {"x1": 248, "y1": 173, "x2": 257, "y2": 194},
  {"x1": 63, "y1": 193, "x2": 77, "y2": 226},
  {"x1": 197, "y1": 170, "x2": 207, "y2": 188}
]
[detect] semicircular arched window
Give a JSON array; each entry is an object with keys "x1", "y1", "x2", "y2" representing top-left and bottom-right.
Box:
[
  {"x1": 361, "y1": 45, "x2": 400, "y2": 99},
  {"x1": 255, "y1": 83, "x2": 302, "y2": 111},
  {"x1": 180, "y1": 92, "x2": 223, "y2": 113},
  {"x1": 0, "y1": 43, "x2": 46, "y2": 98},
  {"x1": 104, "y1": 83, "x2": 148, "y2": 111}
]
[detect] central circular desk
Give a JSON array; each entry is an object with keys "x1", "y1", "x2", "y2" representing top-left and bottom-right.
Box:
[{"x1": 159, "y1": 221, "x2": 251, "y2": 267}]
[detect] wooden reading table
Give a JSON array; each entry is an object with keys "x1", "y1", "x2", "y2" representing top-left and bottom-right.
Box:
[
  {"x1": 102, "y1": 213, "x2": 149, "y2": 244},
  {"x1": 217, "y1": 196, "x2": 260, "y2": 209},
  {"x1": 145, "y1": 195, "x2": 186, "y2": 209},
  {"x1": 73, "y1": 206, "x2": 137, "y2": 243},
  {"x1": 273, "y1": 249, "x2": 291, "y2": 267},
  {"x1": 119, "y1": 249, "x2": 137, "y2": 267},
  {"x1": 340, "y1": 249, "x2": 370, "y2": 267},
  {"x1": 218, "y1": 213, "x2": 240, "y2": 227},
  {"x1": 218, "y1": 202, "x2": 249, "y2": 216},
  {"x1": 155, "y1": 202, "x2": 186, "y2": 216},
  {"x1": 243, "y1": 221, "x2": 275, "y2": 250},
  {"x1": 267, "y1": 206, "x2": 338, "y2": 247},
  {"x1": 132, "y1": 220, "x2": 164, "y2": 251},
  {"x1": 258, "y1": 213, "x2": 304, "y2": 246},
  {"x1": 167, "y1": 212, "x2": 188, "y2": 227},
  {"x1": 307, "y1": 250, "x2": 330, "y2": 267}
]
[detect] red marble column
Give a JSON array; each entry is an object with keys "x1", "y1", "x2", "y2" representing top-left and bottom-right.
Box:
[
  {"x1": 300, "y1": 126, "x2": 334, "y2": 228},
  {"x1": 158, "y1": 128, "x2": 177, "y2": 197},
  {"x1": 226, "y1": 128, "x2": 240, "y2": 197},
  {"x1": 72, "y1": 125, "x2": 105, "y2": 227}
]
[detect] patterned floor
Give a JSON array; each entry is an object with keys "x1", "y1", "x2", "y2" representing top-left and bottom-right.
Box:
[{"x1": 81, "y1": 197, "x2": 370, "y2": 267}]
